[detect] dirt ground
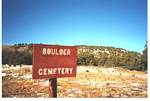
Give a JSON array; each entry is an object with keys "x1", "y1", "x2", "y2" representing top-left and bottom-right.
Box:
[{"x1": 2, "y1": 65, "x2": 147, "y2": 98}]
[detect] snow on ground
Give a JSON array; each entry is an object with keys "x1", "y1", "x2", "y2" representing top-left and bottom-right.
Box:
[{"x1": 2, "y1": 65, "x2": 147, "y2": 98}]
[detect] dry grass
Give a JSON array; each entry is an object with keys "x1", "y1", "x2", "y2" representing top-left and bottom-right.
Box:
[{"x1": 2, "y1": 65, "x2": 147, "y2": 98}]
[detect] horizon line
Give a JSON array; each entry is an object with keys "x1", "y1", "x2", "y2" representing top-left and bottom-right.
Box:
[{"x1": 2, "y1": 43, "x2": 143, "y2": 53}]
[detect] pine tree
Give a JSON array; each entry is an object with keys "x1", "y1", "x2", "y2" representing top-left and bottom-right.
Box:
[{"x1": 141, "y1": 42, "x2": 147, "y2": 71}]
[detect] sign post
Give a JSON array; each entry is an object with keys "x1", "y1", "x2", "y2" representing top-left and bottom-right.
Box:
[
  {"x1": 49, "y1": 78, "x2": 57, "y2": 97},
  {"x1": 32, "y1": 44, "x2": 77, "y2": 97}
]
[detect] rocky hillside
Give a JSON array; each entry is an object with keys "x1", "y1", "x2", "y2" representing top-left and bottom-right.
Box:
[
  {"x1": 77, "y1": 45, "x2": 143, "y2": 70},
  {"x1": 77, "y1": 45, "x2": 140, "y2": 57},
  {"x1": 2, "y1": 44, "x2": 146, "y2": 71}
]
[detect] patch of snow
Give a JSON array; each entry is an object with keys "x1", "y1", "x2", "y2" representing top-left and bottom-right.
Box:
[
  {"x1": 2, "y1": 73, "x2": 6, "y2": 76},
  {"x1": 68, "y1": 81, "x2": 77, "y2": 83},
  {"x1": 132, "y1": 83, "x2": 140, "y2": 87},
  {"x1": 68, "y1": 94, "x2": 74, "y2": 97},
  {"x1": 20, "y1": 74, "x2": 32, "y2": 80},
  {"x1": 39, "y1": 80, "x2": 49, "y2": 86},
  {"x1": 135, "y1": 75, "x2": 146, "y2": 79}
]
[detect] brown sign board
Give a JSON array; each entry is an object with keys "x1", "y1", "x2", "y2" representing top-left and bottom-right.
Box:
[{"x1": 32, "y1": 44, "x2": 77, "y2": 79}]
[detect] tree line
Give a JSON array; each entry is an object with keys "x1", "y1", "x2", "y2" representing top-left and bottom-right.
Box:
[
  {"x1": 2, "y1": 43, "x2": 32, "y2": 65},
  {"x1": 2, "y1": 43, "x2": 147, "y2": 71},
  {"x1": 77, "y1": 43, "x2": 147, "y2": 71}
]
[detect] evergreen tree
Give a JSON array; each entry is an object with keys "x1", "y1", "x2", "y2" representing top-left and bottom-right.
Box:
[{"x1": 141, "y1": 42, "x2": 147, "y2": 71}]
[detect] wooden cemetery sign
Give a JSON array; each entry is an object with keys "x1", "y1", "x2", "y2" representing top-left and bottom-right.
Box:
[
  {"x1": 32, "y1": 44, "x2": 77, "y2": 97},
  {"x1": 32, "y1": 44, "x2": 77, "y2": 79}
]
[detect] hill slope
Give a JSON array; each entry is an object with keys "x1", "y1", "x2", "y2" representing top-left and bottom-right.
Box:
[{"x1": 2, "y1": 44, "x2": 144, "y2": 70}]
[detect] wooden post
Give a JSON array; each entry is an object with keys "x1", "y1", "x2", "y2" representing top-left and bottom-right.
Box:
[
  {"x1": 37, "y1": 80, "x2": 39, "y2": 93},
  {"x1": 49, "y1": 78, "x2": 57, "y2": 98}
]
